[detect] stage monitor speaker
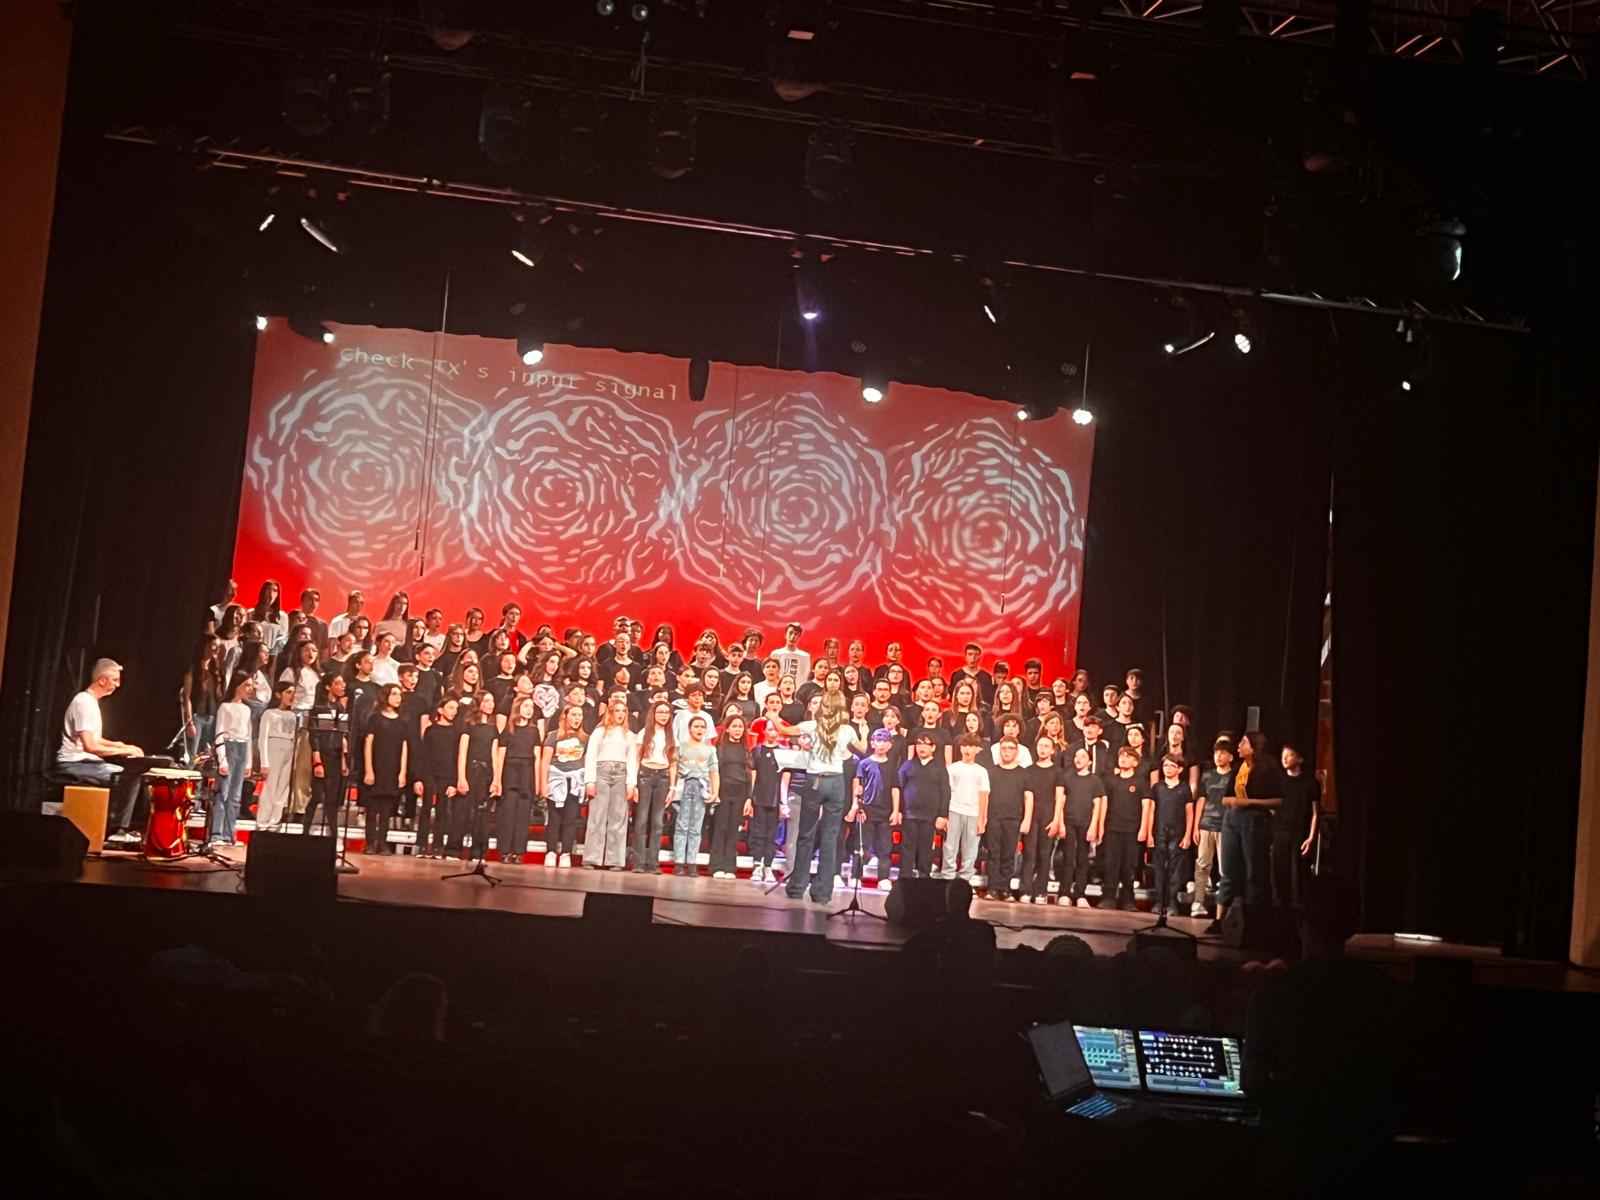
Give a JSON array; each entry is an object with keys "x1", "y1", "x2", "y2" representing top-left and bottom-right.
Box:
[
  {"x1": 1223, "y1": 902, "x2": 1299, "y2": 955},
  {"x1": 1133, "y1": 928, "x2": 1198, "y2": 961},
  {"x1": 244, "y1": 831, "x2": 337, "y2": 901},
  {"x1": 582, "y1": 892, "x2": 653, "y2": 926},
  {"x1": 0, "y1": 812, "x2": 88, "y2": 876},
  {"x1": 884, "y1": 877, "x2": 951, "y2": 927}
]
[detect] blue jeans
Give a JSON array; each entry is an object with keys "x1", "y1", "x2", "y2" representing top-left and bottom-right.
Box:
[
  {"x1": 210, "y1": 741, "x2": 249, "y2": 843},
  {"x1": 1217, "y1": 811, "x2": 1265, "y2": 907},
  {"x1": 785, "y1": 772, "x2": 847, "y2": 902},
  {"x1": 186, "y1": 714, "x2": 215, "y2": 765},
  {"x1": 673, "y1": 777, "x2": 709, "y2": 870}
]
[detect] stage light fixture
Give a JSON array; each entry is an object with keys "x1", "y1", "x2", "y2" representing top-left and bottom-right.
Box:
[
  {"x1": 282, "y1": 62, "x2": 334, "y2": 136},
  {"x1": 561, "y1": 94, "x2": 606, "y2": 176},
  {"x1": 254, "y1": 315, "x2": 269, "y2": 332},
  {"x1": 596, "y1": 0, "x2": 617, "y2": 13},
  {"x1": 420, "y1": 1, "x2": 476, "y2": 50},
  {"x1": 1400, "y1": 380, "x2": 1413, "y2": 392},
  {"x1": 480, "y1": 81, "x2": 532, "y2": 164},
  {"x1": 631, "y1": 2, "x2": 651, "y2": 21},
  {"x1": 861, "y1": 371, "x2": 888, "y2": 403},
  {"x1": 1234, "y1": 332, "x2": 1253, "y2": 354},
  {"x1": 288, "y1": 315, "x2": 334, "y2": 344},
  {"x1": 518, "y1": 336, "x2": 546, "y2": 366},
  {"x1": 258, "y1": 212, "x2": 276, "y2": 233},
  {"x1": 769, "y1": 1, "x2": 840, "y2": 102},
  {"x1": 649, "y1": 99, "x2": 698, "y2": 179},
  {"x1": 804, "y1": 126, "x2": 853, "y2": 202},
  {"x1": 1415, "y1": 218, "x2": 1466, "y2": 286},
  {"x1": 1071, "y1": 405, "x2": 1094, "y2": 425},
  {"x1": 1018, "y1": 398, "x2": 1059, "y2": 422},
  {"x1": 1163, "y1": 331, "x2": 1215, "y2": 357},
  {"x1": 299, "y1": 216, "x2": 340, "y2": 254},
  {"x1": 339, "y1": 61, "x2": 392, "y2": 137},
  {"x1": 511, "y1": 212, "x2": 548, "y2": 268},
  {"x1": 800, "y1": 306, "x2": 820, "y2": 321}
]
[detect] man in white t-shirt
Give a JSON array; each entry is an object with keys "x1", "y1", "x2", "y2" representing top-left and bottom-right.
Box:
[
  {"x1": 54, "y1": 658, "x2": 146, "y2": 836},
  {"x1": 941, "y1": 733, "x2": 991, "y2": 882}
]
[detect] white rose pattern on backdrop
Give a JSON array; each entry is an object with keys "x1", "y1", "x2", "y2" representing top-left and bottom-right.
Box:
[
  {"x1": 447, "y1": 376, "x2": 683, "y2": 612},
  {"x1": 245, "y1": 359, "x2": 1085, "y2": 650},
  {"x1": 244, "y1": 366, "x2": 478, "y2": 600},
  {"x1": 674, "y1": 388, "x2": 892, "y2": 625},
  {"x1": 875, "y1": 416, "x2": 1085, "y2": 655}
]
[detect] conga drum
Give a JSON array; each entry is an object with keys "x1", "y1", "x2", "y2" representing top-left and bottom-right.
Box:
[{"x1": 142, "y1": 768, "x2": 201, "y2": 860}]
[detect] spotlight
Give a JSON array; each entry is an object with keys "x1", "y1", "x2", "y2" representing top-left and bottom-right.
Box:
[
  {"x1": 339, "y1": 61, "x2": 392, "y2": 136},
  {"x1": 1163, "y1": 331, "x2": 1215, "y2": 357},
  {"x1": 768, "y1": 1, "x2": 840, "y2": 101},
  {"x1": 511, "y1": 212, "x2": 548, "y2": 268},
  {"x1": 687, "y1": 356, "x2": 710, "y2": 402},
  {"x1": 299, "y1": 216, "x2": 340, "y2": 254},
  {"x1": 479, "y1": 81, "x2": 532, "y2": 164},
  {"x1": 1018, "y1": 399, "x2": 1059, "y2": 422},
  {"x1": 631, "y1": 2, "x2": 651, "y2": 20},
  {"x1": 1415, "y1": 218, "x2": 1466, "y2": 286},
  {"x1": 1400, "y1": 380, "x2": 1413, "y2": 392},
  {"x1": 1234, "y1": 332, "x2": 1252, "y2": 354},
  {"x1": 518, "y1": 335, "x2": 546, "y2": 366},
  {"x1": 979, "y1": 273, "x2": 1009, "y2": 326},
  {"x1": 861, "y1": 371, "x2": 888, "y2": 403},
  {"x1": 254, "y1": 315, "x2": 269, "y2": 332},
  {"x1": 282, "y1": 62, "x2": 334, "y2": 136},
  {"x1": 420, "y1": 2, "x2": 476, "y2": 50},
  {"x1": 804, "y1": 126, "x2": 853, "y2": 202},
  {"x1": 596, "y1": 0, "x2": 616, "y2": 12},
  {"x1": 649, "y1": 99, "x2": 697, "y2": 179},
  {"x1": 288, "y1": 314, "x2": 334, "y2": 344},
  {"x1": 1071, "y1": 405, "x2": 1094, "y2": 425},
  {"x1": 862, "y1": 385, "x2": 884, "y2": 403},
  {"x1": 561, "y1": 94, "x2": 606, "y2": 176},
  {"x1": 257, "y1": 212, "x2": 276, "y2": 233}
]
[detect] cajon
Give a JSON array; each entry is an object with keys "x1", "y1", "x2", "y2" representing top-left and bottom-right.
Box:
[{"x1": 60, "y1": 786, "x2": 110, "y2": 854}]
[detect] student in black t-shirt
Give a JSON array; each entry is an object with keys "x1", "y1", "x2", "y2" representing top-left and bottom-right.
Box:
[
  {"x1": 1272, "y1": 741, "x2": 1321, "y2": 909},
  {"x1": 396, "y1": 663, "x2": 431, "y2": 826},
  {"x1": 362, "y1": 684, "x2": 408, "y2": 856},
  {"x1": 1148, "y1": 753, "x2": 1195, "y2": 917},
  {"x1": 747, "y1": 723, "x2": 790, "y2": 883},
  {"x1": 1102, "y1": 745, "x2": 1153, "y2": 910},
  {"x1": 492, "y1": 695, "x2": 540, "y2": 863},
  {"x1": 709, "y1": 713, "x2": 752, "y2": 878},
  {"x1": 896, "y1": 733, "x2": 950, "y2": 880},
  {"x1": 1019, "y1": 736, "x2": 1063, "y2": 904},
  {"x1": 1060, "y1": 747, "x2": 1107, "y2": 907},
  {"x1": 417, "y1": 695, "x2": 461, "y2": 859},
  {"x1": 982, "y1": 738, "x2": 1033, "y2": 901}
]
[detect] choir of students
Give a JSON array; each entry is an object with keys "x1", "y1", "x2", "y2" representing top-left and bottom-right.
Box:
[{"x1": 189, "y1": 579, "x2": 1321, "y2": 921}]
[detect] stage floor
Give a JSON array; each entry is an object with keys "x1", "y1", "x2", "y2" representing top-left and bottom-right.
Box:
[{"x1": 74, "y1": 842, "x2": 1252, "y2": 960}]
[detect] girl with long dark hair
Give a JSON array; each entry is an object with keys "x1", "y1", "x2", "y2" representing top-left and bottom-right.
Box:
[
  {"x1": 180, "y1": 633, "x2": 224, "y2": 763},
  {"x1": 374, "y1": 591, "x2": 410, "y2": 646},
  {"x1": 303, "y1": 672, "x2": 349, "y2": 838},
  {"x1": 250, "y1": 580, "x2": 284, "y2": 651},
  {"x1": 583, "y1": 692, "x2": 638, "y2": 869},
  {"x1": 217, "y1": 605, "x2": 246, "y2": 681},
  {"x1": 209, "y1": 671, "x2": 255, "y2": 847},
  {"x1": 709, "y1": 712, "x2": 751, "y2": 878},
  {"x1": 361, "y1": 683, "x2": 407, "y2": 854},
  {"x1": 416, "y1": 694, "x2": 460, "y2": 859},
  {"x1": 493, "y1": 694, "x2": 539, "y2": 864},
  {"x1": 778, "y1": 692, "x2": 857, "y2": 904},
  {"x1": 453, "y1": 691, "x2": 498, "y2": 862},
  {"x1": 631, "y1": 699, "x2": 674, "y2": 874}
]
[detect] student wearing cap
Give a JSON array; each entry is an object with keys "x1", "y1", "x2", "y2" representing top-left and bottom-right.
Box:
[
  {"x1": 895, "y1": 733, "x2": 950, "y2": 879},
  {"x1": 1073, "y1": 712, "x2": 1116, "y2": 778},
  {"x1": 851, "y1": 727, "x2": 900, "y2": 888}
]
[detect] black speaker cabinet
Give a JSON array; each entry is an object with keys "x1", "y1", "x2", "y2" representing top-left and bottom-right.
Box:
[
  {"x1": 582, "y1": 892, "x2": 653, "y2": 926},
  {"x1": 244, "y1": 831, "x2": 337, "y2": 901},
  {"x1": 1222, "y1": 902, "x2": 1300, "y2": 955},
  {"x1": 0, "y1": 812, "x2": 89, "y2": 877},
  {"x1": 884, "y1": 877, "x2": 951, "y2": 927}
]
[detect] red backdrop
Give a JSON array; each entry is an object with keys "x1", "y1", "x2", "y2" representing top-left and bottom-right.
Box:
[{"x1": 233, "y1": 320, "x2": 1094, "y2": 670}]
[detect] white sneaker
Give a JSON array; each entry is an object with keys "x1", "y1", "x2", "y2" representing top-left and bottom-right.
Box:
[
  {"x1": 833, "y1": 875, "x2": 845, "y2": 889},
  {"x1": 1190, "y1": 902, "x2": 1208, "y2": 918},
  {"x1": 749, "y1": 864, "x2": 763, "y2": 882},
  {"x1": 1020, "y1": 894, "x2": 1033, "y2": 904},
  {"x1": 559, "y1": 853, "x2": 571, "y2": 868},
  {"x1": 544, "y1": 854, "x2": 558, "y2": 868},
  {"x1": 752, "y1": 866, "x2": 769, "y2": 883},
  {"x1": 878, "y1": 880, "x2": 892, "y2": 892},
  {"x1": 1076, "y1": 897, "x2": 1090, "y2": 908}
]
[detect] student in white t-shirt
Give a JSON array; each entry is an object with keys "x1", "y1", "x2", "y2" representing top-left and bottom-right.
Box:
[{"x1": 941, "y1": 733, "x2": 991, "y2": 882}]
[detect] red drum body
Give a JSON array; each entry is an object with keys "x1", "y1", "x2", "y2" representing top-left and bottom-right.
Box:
[{"x1": 142, "y1": 768, "x2": 201, "y2": 860}]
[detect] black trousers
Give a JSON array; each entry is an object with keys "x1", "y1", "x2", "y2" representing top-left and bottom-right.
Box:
[
  {"x1": 984, "y1": 817, "x2": 1020, "y2": 895},
  {"x1": 302, "y1": 769, "x2": 344, "y2": 834},
  {"x1": 1019, "y1": 828, "x2": 1055, "y2": 898},
  {"x1": 901, "y1": 818, "x2": 938, "y2": 879},
  {"x1": 497, "y1": 786, "x2": 531, "y2": 859},
  {"x1": 398, "y1": 773, "x2": 419, "y2": 821},
  {"x1": 1101, "y1": 830, "x2": 1140, "y2": 906},
  {"x1": 632, "y1": 766, "x2": 671, "y2": 870},
  {"x1": 1271, "y1": 833, "x2": 1310, "y2": 908},
  {"x1": 708, "y1": 793, "x2": 746, "y2": 873},
  {"x1": 747, "y1": 804, "x2": 779, "y2": 868},
  {"x1": 451, "y1": 760, "x2": 492, "y2": 860},
  {"x1": 1151, "y1": 827, "x2": 1185, "y2": 913},
  {"x1": 1059, "y1": 824, "x2": 1091, "y2": 900},
  {"x1": 546, "y1": 793, "x2": 581, "y2": 856},
  {"x1": 864, "y1": 817, "x2": 895, "y2": 880},
  {"x1": 363, "y1": 789, "x2": 397, "y2": 853},
  {"x1": 416, "y1": 773, "x2": 452, "y2": 852}
]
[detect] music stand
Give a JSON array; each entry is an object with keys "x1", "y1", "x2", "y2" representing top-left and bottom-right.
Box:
[{"x1": 308, "y1": 708, "x2": 359, "y2": 875}]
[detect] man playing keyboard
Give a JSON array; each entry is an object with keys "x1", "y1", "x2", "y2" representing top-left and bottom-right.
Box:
[{"x1": 55, "y1": 658, "x2": 147, "y2": 843}]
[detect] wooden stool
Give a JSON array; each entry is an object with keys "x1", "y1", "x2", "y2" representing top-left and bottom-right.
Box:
[{"x1": 60, "y1": 786, "x2": 111, "y2": 855}]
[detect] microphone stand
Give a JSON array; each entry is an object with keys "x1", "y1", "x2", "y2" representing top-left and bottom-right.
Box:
[
  {"x1": 442, "y1": 766, "x2": 500, "y2": 886},
  {"x1": 829, "y1": 807, "x2": 884, "y2": 922}
]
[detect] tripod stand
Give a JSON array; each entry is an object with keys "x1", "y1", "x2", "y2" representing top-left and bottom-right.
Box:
[
  {"x1": 1141, "y1": 831, "x2": 1196, "y2": 940},
  {"x1": 829, "y1": 807, "x2": 884, "y2": 922},
  {"x1": 442, "y1": 780, "x2": 500, "y2": 886}
]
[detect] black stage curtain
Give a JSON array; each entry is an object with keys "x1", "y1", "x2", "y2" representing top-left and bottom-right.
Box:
[
  {"x1": 1076, "y1": 319, "x2": 1337, "y2": 756},
  {"x1": 1331, "y1": 317, "x2": 1598, "y2": 957}
]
